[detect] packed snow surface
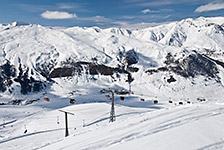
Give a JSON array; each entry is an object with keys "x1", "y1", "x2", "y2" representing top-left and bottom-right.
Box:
[{"x1": 1, "y1": 93, "x2": 224, "y2": 150}]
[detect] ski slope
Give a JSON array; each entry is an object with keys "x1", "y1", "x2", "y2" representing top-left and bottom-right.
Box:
[{"x1": 0, "y1": 92, "x2": 224, "y2": 150}]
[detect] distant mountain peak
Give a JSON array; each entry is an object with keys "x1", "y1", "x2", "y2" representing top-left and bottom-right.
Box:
[{"x1": 11, "y1": 21, "x2": 30, "y2": 26}]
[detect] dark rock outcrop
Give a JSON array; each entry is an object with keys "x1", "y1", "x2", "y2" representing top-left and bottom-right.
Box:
[
  {"x1": 145, "y1": 67, "x2": 168, "y2": 74},
  {"x1": 0, "y1": 61, "x2": 16, "y2": 92},
  {"x1": 124, "y1": 49, "x2": 138, "y2": 66},
  {"x1": 146, "y1": 52, "x2": 219, "y2": 79},
  {"x1": 167, "y1": 75, "x2": 176, "y2": 83},
  {"x1": 14, "y1": 64, "x2": 45, "y2": 94},
  {"x1": 49, "y1": 62, "x2": 129, "y2": 78},
  {"x1": 170, "y1": 53, "x2": 218, "y2": 78},
  {"x1": 204, "y1": 55, "x2": 224, "y2": 69},
  {"x1": 0, "y1": 62, "x2": 45, "y2": 94}
]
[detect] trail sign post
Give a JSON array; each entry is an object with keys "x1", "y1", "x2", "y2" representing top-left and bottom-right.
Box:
[{"x1": 59, "y1": 110, "x2": 74, "y2": 137}]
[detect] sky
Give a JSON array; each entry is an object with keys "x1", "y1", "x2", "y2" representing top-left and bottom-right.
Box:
[{"x1": 0, "y1": 0, "x2": 224, "y2": 28}]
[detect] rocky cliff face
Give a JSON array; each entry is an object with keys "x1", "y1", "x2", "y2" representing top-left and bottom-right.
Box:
[
  {"x1": 166, "y1": 52, "x2": 219, "y2": 78},
  {"x1": 0, "y1": 61, "x2": 15, "y2": 92},
  {"x1": 0, "y1": 62, "x2": 45, "y2": 94}
]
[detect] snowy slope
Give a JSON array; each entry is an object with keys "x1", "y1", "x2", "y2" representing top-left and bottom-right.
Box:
[
  {"x1": 0, "y1": 16, "x2": 224, "y2": 150},
  {"x1": 1, "y1": 96, "x2": 224, "y2": 150}
]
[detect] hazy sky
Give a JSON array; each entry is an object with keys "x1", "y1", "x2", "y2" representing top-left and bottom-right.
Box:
[{"x1": 0, "y1": 0, "x2": 224, "y2": 27}]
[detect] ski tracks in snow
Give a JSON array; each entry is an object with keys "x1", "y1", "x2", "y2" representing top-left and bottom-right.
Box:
[
  {"x1": 198, "y1": 140, "x2": 224, "y2": 150},
  {"x1": 76, "y1": 104, "x2": 224, "y2": 150}
]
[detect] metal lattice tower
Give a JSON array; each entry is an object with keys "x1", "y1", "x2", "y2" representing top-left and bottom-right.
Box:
[{"x1": 109, "y1": 91, "x2": 115, "y2": 122}]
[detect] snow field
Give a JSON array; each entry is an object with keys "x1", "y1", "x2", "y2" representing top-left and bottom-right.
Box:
[{"x1": 1, "y1": 92, "x2": 224, "y2": 150}]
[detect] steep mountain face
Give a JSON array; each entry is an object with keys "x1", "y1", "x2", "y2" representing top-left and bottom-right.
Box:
[
  {"x1": 0, "y1": 61, "x2": 15, "y2": 92},
  {"x1": 0, "y1": 17, "x2": 224, "y2": 100}
]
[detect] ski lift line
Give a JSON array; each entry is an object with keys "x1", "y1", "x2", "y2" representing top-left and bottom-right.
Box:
[
  {"x1": 133, "y1": 93, "x2": 174, "y2": 101},
  {"x1": 132, "y1": 81, "x2": 153, "y2": 86},
  {"x1": 132, "y1": 81, "x2": 166, "y2": 88},
  {"x1": 131, "y1": 92, "x2": 153, "y2": 98},
  {"x1": 49, "y1": 89, "x2": 89, "y2": 94},
  {"x1": 49, "y1": 91, "x2": 77, "y2": 94},
  {"x1": 53, "y1": 81, "x2": 75, "y2": 93}
]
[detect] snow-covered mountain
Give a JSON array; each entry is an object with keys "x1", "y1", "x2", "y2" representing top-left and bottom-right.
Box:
[
  {"x1": 0, "y1": 16, "x2": 224, "y2": 100},
  {"x1": 1, "y1": 17, "x2": 224, "y2": 150}
]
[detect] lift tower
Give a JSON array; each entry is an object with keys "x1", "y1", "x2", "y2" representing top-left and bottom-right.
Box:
[
  {"x1": 104, "y1": 89, "x2": 116, "y2": 122},
  {"x1": 109, "y1": 90, "x2": 115, "y2": 122}
]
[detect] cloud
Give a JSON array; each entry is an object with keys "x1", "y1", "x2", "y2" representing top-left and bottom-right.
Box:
[
  {"x1": 141, "y1": 9, "x2": 151, "y2": 14},
  {"x1": 120, "y1": 13, "x2": 171, "y2": 20},
  {"x1": 77, "y1": 15, "x2": 111, "y2": 23},
  {"x1": 113, "y1": 21, "x2": 170, "y2": 29},
  {"x1": 139, "y1": 1, "x2": 174, "y2": 6},
  {"x1": 141, "y1": 9, "x2": 160, "y2": 14},
  {"x1": 57, "y1": 3, "x2": 83, "y2": 10},
  {"x1": 195, "y1": 2, "x2": 224, "y2": 12},
  {"x1": 91, "y1": 16, "x2": 110, "y2": 22},
  {"x1": 58, "y1": 4, "x2": 76, "y2": 9},
  {"x1": 41, "y1": 11, "x2": 77, "y2": 19},
  {"x1": 19, "y1": 3, "x2": 87, "y2": 13},
  {"x1": 119, "y1": 15, "x2": 136, "y2": 19},
  {"x1": 123, "y1": 0, "x2": 143, "y2": 2},
  {"x1": 137, "y1": 0, "x2": 191, "y2": 7},
  {"x1": 123, "y1": 0, "x2": 192, "y2": 7}
]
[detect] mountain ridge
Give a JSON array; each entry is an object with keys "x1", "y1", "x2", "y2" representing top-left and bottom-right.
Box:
[{"x1": 0, "y1": 16, "x2": 224, "y2": 100}]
